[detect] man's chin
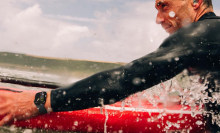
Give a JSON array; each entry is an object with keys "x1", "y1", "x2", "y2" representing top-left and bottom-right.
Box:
[
  {"x1": 164, "y1": 26, "x2": 172, "y2": 34},
  {"x1": 168, "y1": 31, "x2": 175, "y2": 35},
  {"x1": 166, "y1": 28, "x2": 176, "y2": 35},
  {"x1": 166, "y1": 30, "x2": 174, "y2": 35}
]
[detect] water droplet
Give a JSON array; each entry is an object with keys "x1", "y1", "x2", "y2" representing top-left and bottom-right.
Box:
[
  {"x1": 74, "y1": 121, "x2": 78, "y2": 126},
  {"x1": 23, "y1": 129, "x2": 33, "y2": 133},
  {"x1": 196, "y1": 120, "x2": 203, "y2": 125},
  {"x1": 72, "y1": 126, "x2": 76, "y2": 130},
  {"x1": 166, "y1": 121, "x2": 172, "y2": 127},
  {"x1": 68, "y1": 100, "x2": 71, "y2": 103},
  {"x1": 132, "y1": 77, "x2": 141, "y2": 85},
  {"x1": 109, "y1": 99, "x2": 116, "y2": 104},
  {"x1": 174, "y1": 123, "x2": 180, "y2": 128},
  {"x1": 114, "y1": 71, "x2": 121, "y2": 75},
  {"x1": 157, "y1": 124, "x2": 161, "y2": 128},
  {"x1": 98, "y1": 98, "x2": 104, "y2": 106},
  {"x1": 142, "y1": 78, "x2": 146, "y2": 83},
  {"x1": 174, "y1": 57, "x2": 179, "y2": 61},
  {"x1": 76, "y1": 98, "x2": 81, "y2": 101},
  {"x1": 9, "y1": 125, "x2": 16, "y2": 132},
  {"x1": 169, "y1": 11, "x2": 175, "y2": 18},
  {"x1": 87, "y1": 125, "x2": 93, "y2": 132},
  {"x1": 37, "y1": 120, "x2": 41, "y2": 124}
]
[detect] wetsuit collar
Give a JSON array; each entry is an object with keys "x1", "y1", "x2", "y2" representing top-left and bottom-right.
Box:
[{"x1": 198, "y1": 12, "x2": 216, "y2": 21}]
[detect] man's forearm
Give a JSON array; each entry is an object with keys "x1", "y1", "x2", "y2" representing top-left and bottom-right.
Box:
[{"x1": 49, "y1": 48, "x2": 189, "y2": 112}]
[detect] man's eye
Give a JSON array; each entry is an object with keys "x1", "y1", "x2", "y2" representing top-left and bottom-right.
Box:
[{"x1": 162, "y1": 4, "x2": 167, "y2": 8}]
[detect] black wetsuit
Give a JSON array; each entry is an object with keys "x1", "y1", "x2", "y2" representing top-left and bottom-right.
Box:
[{"x1": 51, "y1": 12, "x2": 220, "y2": 131}]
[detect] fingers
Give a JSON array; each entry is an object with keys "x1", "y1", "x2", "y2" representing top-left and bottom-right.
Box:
[
  {"x1": 0, "y1": 101, "x2": 11, "y2": 115},
  {"x1": 0, "y1": 108, "x2": 10, "y2": 116},
  {"x1": 0, "y1": 114, "x2": 13, "y2": 126},
  {"x1": 0, "y1": 101, "x2": 11, "y2": 109}
]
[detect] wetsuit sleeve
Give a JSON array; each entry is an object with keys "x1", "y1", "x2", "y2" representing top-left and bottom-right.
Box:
[
  {"x1": 50, "y1": 42, "x2": 192, "y2": 112},
  {"x1": 50, "y1": 19, "x2": 220, "y2": 112}
]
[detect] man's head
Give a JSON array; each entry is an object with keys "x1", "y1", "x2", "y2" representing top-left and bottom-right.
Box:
[{"x1": 155, "y1": 0, "x2": 213, "y2": 35}]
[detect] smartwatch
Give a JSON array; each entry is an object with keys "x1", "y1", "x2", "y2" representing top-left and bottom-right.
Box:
[{"x1": 34, "y1": 92, "x2": 48, "y2": 113}]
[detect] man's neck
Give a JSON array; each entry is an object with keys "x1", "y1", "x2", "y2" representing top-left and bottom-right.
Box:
[{"x1": 195, "y1": 6, "x2": 214, "y2": 22}]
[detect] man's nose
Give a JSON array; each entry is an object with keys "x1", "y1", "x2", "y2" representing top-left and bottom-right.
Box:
[{"x1": 156, "y1": 12, "x2": 165, "y2": 24}]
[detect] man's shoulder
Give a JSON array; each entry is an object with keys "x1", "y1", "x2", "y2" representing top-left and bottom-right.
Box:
[
  {"x1": 160, "y1": 17, "x2": 220, "y2": 48},
  {"x1": 202, "y1": 15, "x2": 220, "y2": 20}
]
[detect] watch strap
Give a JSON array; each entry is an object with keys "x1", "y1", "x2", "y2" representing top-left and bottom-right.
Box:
[{"x1": 36, "y1": 104, "x2": 48, "y2": 114}]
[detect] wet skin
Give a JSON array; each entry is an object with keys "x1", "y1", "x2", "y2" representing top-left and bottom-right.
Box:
[{"x1": 155, "y1": 0, "x2": 195, "y2": 34}]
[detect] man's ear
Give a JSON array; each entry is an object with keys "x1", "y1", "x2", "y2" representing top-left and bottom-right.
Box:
[{"x1": 192, "y1": 0, "x2": 202, "y2": 10}]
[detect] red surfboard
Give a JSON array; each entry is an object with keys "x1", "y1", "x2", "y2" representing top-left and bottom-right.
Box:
[{"x1": 0, "y1": 86, "x2": 207, "y2": 133}]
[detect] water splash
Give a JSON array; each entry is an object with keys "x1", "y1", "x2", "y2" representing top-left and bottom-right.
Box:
[
  {"x1": 118, "y1": 68, "x2": 214, "y2": 131},
  {"x1": 98, "y1": 97, "x2": 109, "y2": 133},
  {"x1": 104, "y1": 108, "x2": 109, "y2": 133}
]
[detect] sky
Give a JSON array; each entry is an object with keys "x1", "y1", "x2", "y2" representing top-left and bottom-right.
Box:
[{"x1": 1, "y1": 0, "x2": 220, "y2": 63}]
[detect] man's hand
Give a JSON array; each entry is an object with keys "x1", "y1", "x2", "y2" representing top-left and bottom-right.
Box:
[{"x1": 0, "y1": 91, "x2": 40, "y2": 126}]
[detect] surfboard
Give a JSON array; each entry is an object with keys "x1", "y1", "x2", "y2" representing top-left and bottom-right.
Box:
[{"x1": 0, "y1": 86, "x2": 207, "y2": 133}]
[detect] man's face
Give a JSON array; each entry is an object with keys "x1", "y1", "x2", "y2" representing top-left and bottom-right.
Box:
[{"x1": 155, "y1": 0, "x2": 194, "y2": 35}]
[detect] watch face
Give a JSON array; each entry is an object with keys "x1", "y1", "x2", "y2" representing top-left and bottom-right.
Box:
[
  {"x1": 38, "y1": 97, "x2": 44, "y2": 102},
  {"x1": 34, "y1": 92, "x2": 47, "y2": 105}
]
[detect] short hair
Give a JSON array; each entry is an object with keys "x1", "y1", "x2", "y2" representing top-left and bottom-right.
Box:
[{"x1": 203, "y1": 0, "x2": 212, "y2": 7}]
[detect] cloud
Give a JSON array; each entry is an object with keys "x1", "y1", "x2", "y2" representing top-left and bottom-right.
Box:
[
  {"x1": 50, "y1": 15, "x2": 98, "y2": 22},
  {"x1": 0, "y1": 0, "x2": 168, "y2": 63},
  {"x1": 0, "y1": 3, "x2": 91, "y2": 57},
  {"x1": 85, "y1": 1, "x2": 168, "y2": 62}
]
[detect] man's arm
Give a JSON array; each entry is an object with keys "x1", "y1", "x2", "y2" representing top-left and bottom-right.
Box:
[{"x1": 49, "y1": 44, "x2": 192, "y2": 112}]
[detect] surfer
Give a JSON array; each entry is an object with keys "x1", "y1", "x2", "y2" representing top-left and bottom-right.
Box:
[{"x1": 0, "y1": 0, "x2": 219, "y2": 131}]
